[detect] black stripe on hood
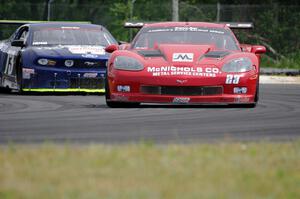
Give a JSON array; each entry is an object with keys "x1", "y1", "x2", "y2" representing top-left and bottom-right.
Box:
[
  {"x1": 138, "y1": 50, "x2": 164, "y2": 57},
  {"x1": 204, "y1": 51, "x2": 231, "y2": 58}
]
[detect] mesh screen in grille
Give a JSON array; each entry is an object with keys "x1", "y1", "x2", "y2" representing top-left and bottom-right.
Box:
[
  {"x1": 70, "y1": 77, "x2": 105, "y2": 89},
  {"x1": 140, "y1": 86, "x2": 223, "y2": 96}
]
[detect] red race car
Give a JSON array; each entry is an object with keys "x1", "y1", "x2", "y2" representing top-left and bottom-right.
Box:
[{"x1": 105, "y1": 22, "x2": 266, "y2": 108}]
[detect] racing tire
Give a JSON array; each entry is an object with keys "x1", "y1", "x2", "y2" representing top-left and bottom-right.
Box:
[
  {"x1": 254, "y1": 80, "x2": 259, "y2": 103},
  {"x1": 243, "y1": 103, "x2": 257, "y2": 108},
  {"x1": 0, "y1": 87, "x2": 11, "y2": 93},
  {"x1": 16, "y1": 58, "x2": 23, "y2": 94},
  {"x1": 246, "y1": 80, "x2": 260, "y2": 108},
  {"x1": 105, "y1": 75, "x2": 140, "y2": 108}
]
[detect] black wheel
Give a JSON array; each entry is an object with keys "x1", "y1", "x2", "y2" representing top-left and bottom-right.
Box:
[
  {"x1": 228, "y1": 103, "x2": 256, "y2": 108},
  {"x1": 105, "y1": 75, "x2": 140, "y2": 108},
  {"x1": 243, "y1": 103, "x2": 257, "y2": 108},
  {"x1": 247, "y1": 80, "x2": 260, "y2": 108},
  {"x1": 16, "y1": 58, "x2": 23, "y2": 94},
  {"x1": 0, "y1": 87, "x2": 11, "y2": 93},
  {"x1": 254, "y1": 81, "x2": 259, "y2": 103}
]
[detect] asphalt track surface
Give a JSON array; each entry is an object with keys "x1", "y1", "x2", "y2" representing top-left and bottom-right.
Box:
[{"x1": 0, "y1": 84, "x2": 299, "y2": 144}]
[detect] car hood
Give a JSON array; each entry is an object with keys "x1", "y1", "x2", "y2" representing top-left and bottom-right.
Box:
[
  {"x1": 138, "y1": 44, "x2": 231, "y2": 65},
  {"x1": 26, "y1": 45, "x2": 109, "y2": 59}
]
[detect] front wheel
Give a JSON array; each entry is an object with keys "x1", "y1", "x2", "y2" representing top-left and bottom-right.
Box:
[
  {"x1": 243, "y1": 103, "x2": 257, "y2": 108},
  {"x1": 16, "y1": 58, "x2": 23, "y2": 94}
]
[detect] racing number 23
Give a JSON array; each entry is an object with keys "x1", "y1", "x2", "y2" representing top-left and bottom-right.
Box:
[{"x1": 226, "y1": 74, "x2": 241, "y2": 84}]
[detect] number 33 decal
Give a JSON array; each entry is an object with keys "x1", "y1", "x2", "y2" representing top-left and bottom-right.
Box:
[{"x1": 226, "y1": 74, "x2": 241, "y2": 84}]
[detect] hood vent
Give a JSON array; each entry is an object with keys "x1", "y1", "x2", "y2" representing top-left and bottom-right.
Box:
[
  {"x1": 204, "y1": 51, "x2": 230, "y2": 59},
  {"x1": 138, "y1": 50, "x2": 164, "y2": 57}
]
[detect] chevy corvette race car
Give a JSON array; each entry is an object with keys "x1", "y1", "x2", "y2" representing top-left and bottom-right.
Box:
[
  {"x1": 0, "y1": 21, "x2": 117, "y2": 93},
  {"x1": 104, "y1": 22, "x2": 266, "y2": 107}
]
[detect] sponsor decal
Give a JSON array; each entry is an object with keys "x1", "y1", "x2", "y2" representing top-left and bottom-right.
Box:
[
  {"x1": 117, "y1": 85, "x2": 130, "y2": 92},
  {"x1": 234, "y1": 97, "x2": 250, "y2": 103},
  {"x1": 173, "y1": 97, "x2": 190, "y2": 104},
  {"x1": 32, "y1": 41, "x2": 48, "y2": 45},
  {"x1": 84, "y1": 61, "x2": 97, "y2": 66},
  {"x1": 67, "y1": 46, "x2": 105, "y2": 55},
  {"x1": 22, "y1": 68, "x2": 35, "y2": 79},
  {"x1": 61, "y1": 26, "x2": 80, "y2": 29},
  {"x1": 173, "y1": 53, "x2": 194, "y2": 62},
  {"x1": 176, "y1": 79, "x2": 188, "y2": 84},
  {"x1": 233, "y1": 87, "x2": 247, "y2": 94},
  {"x1": 148, "y1": 27, "x2": 225, "y2": 34},
  {"x1": 83, "y1": 73, "x2": 98, "y2": 78},
  {"x1": 226, "y1": 74, "x2": 241, "y2": 84},
  {"x1": 112, "y1": 94, "x2": 129, "y2": 101},
  {"x1": 82, "y1": 54, "x2": 98, "y2": 58},
  {"x1": 147, "y1": 66, "x2": 220, "y2": 77},
  {"x1": 36, "y1": 46, "x2": 63, "y2": 50}
]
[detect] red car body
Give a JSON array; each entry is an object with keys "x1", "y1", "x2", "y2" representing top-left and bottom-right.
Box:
[{"x1": 105, "y1": 22, "x2": 266, "y2": 107}]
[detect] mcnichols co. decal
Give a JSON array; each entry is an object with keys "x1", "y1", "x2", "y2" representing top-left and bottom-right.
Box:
[
  {"x1": 147, "y1": 66, "x2": 220, "y2": 77},
  {"x1": 172, "y1": 53, "x2": 194, "y2": 62}
]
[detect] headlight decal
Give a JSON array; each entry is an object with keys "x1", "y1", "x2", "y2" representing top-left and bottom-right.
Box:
[
  {"x1": 37, "y1": 58, "x2": 49, "y2": 65},
  {"x1": 65, "y1": 60, "x2": 74, "y2": 67},
  {"x1": 222, "y1": 57, "x2": 253, "y2": 73},
  {"x1": 114, "y1": 56, "x2": 144, "y2": 71}
]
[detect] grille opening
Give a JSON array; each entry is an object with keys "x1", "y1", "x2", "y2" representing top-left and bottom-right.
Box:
[
  {"x1": 53, "y1": 60, "x2": 106, "y2": 68},
  {"x1": 70, "y1": 77, "x2": 104, "y2": 89},
  {"x1": 140, "y1": 85, "x2": 223, "y2": 96}
]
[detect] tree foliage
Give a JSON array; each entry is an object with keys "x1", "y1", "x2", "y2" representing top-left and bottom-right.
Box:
[{"x1": 0, "y1": 0, "x2": 299, "y2": 61}]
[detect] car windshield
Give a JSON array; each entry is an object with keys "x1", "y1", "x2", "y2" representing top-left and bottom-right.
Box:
[
  {"x1": 31, "y1": 27, "x2": 116, "y2": 46},
  {"x1": 133, "y1": 26, "x2": 239, "y2": 51}
]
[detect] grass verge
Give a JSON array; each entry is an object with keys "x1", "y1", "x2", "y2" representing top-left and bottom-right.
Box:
[{"x1": 0, "y1": 141, "x2": 300, "y2": 199}]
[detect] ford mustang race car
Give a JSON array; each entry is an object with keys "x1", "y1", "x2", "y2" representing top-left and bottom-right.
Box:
[
  {"x1": 0, "y1": 21, "x2": 117, "y2": 93},
  {"x1": 104, "y1": 22, "x2": 266, "y2": 108}
]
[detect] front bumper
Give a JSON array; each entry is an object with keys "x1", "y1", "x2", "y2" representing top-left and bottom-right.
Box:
[
  {"x1": 108, "y1": 70, "x2": 258, "y2": 104},
  {"x1": 22, "y1": 66, "x2": 106, "y2": 93},
  {"x1": 110, "y1": 93, "x2": 255, "y2": 104}
]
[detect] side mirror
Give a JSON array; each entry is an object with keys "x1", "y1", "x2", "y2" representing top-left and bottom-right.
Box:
[
  {"x1": 251, "y1": 45, "x2": 266, "y2": 54},
  {"x1": 105, "y1": 44, "x2": 119, "y2": 53},
  {"x1": 11, "y1": 39, "x2": 25, "y2": 47},
  {"x1": 240, "y1": 44, "x2": 252, "y2": 52}
]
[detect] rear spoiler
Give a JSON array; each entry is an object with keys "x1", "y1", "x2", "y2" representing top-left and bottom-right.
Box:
[
  {"x1": 124, "y1": 21, "x2": 253, "y2": 29},
  {"x1": 220, "y1": 22, "x2": 253, "y2": 29},
  {"x1": 0, "y1": 20, "x2": 91, "y2": 25},
  {"x1": 124, "y1": 22, "x2": 145, "y2": 28}
]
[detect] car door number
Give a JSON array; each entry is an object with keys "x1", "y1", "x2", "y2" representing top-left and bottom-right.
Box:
[{"x1": 4, "y1": 50, "x2": 17, "y2": 76}]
